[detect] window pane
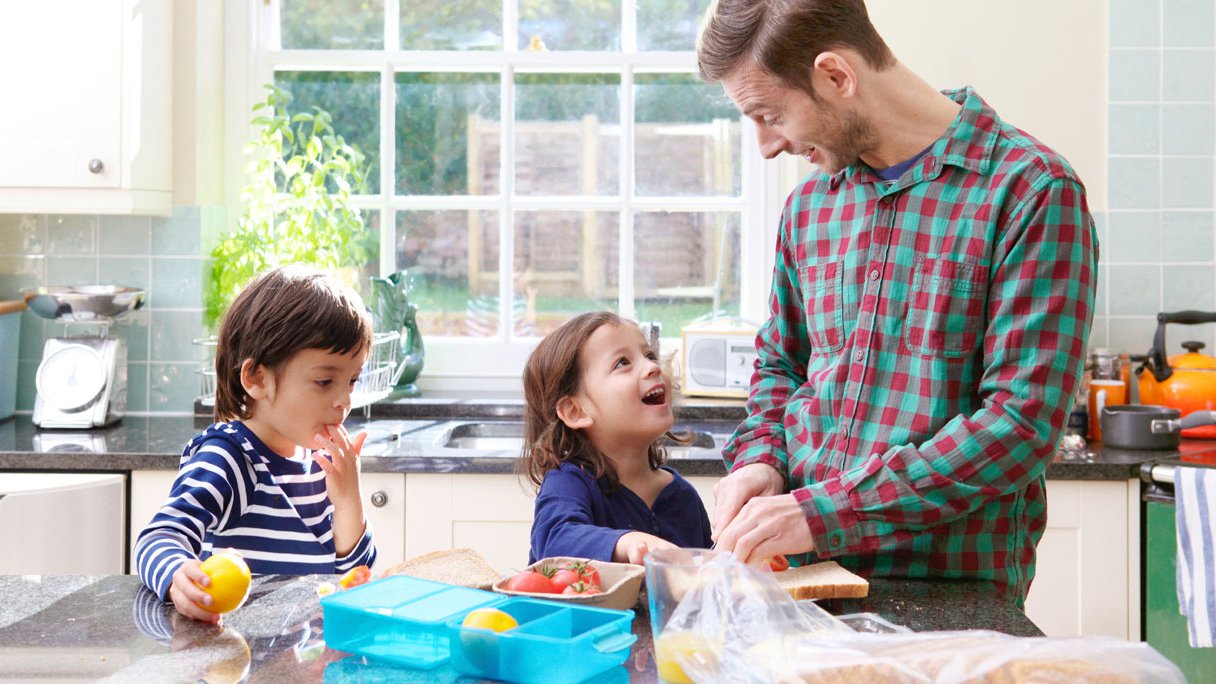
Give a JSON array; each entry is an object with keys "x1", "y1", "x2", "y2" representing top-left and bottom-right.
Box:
[
  {"x1": 280, "y1": 0, "x2": 384, "y2": 50},
  {"x1": 633, "y1": 211, "x2": 741, "y2": 332},
  {"x1": 637, "y1": 0, "x2": 713, "y2": 51},
  {"x1": 275, "y1": 72, "x2": 381, "y2": 193},
  {"x1": 516, "y1": 211, "x2": 620, "y2": 336},
  {"x1": 400, "y1": 0, "x2": 502, "y2": 50},
  {"x1": 396, "y1": 73, "x2": 501, "y2": 196},
  {"x1": 635, "y1": 74, "x2": 741, "y2": 196},
  {"x1": 515, "y1": 73, "x2": 620, "y2": 196},
  {"x1": 397, "y1": 210, "x2": 504, "y2": 337},
  {"x1": 519, "y1": 0, "x2": 620, "y2": 51},
  {"x1": 351, "y1": 209, "x2": 381, "y2": 302}
]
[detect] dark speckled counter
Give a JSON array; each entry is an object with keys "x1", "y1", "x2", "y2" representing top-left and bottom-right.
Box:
[
  {"x1": 4, "y1": 397, "x2": 1215, "y2": 479},
  {"x1": 0, "y1": 574, "x2": 1038, "y2": 682}
]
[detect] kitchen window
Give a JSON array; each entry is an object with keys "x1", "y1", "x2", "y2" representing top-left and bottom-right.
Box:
[{"x1": 235, "y1": 0, "x2": 779, "y2": 387}]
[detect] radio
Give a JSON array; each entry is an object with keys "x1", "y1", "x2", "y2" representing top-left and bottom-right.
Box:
[{"x1": 680, "y1": 319, "x2": 759, "y2": 398}]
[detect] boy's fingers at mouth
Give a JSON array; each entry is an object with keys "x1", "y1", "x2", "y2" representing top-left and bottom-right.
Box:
[{"x1": 351, "y1": 431, "x2": 368, "y2": 454}]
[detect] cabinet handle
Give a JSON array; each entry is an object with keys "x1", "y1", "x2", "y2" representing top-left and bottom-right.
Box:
[
  {"x1": 369, "y1": 490, "x2": 388, "y2": 507},
  {"x1": 88, "y1": 159, "x2": 104, "y2": 174}
]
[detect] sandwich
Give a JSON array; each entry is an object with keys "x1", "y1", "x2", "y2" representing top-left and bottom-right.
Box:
[
  {"x1": 774, "y1": 560, "x2": 869, "y2": 600},
  {"x1": 380, "y1": 547, "x2": 502, "y2": 590}
]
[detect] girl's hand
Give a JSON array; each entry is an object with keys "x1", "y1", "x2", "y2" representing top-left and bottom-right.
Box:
[
  {"x1": 613, "y1": 531, "x2": 676, "y2": 565},
  {"x1": 168, "y1": 559, "x2": 220, "y2": 624},
  {"x1": 312, "y1": 424, "x2": 367, "y2": 506}
]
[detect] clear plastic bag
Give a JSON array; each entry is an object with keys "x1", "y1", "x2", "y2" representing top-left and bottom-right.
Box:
[{"x1": 657, "y1": 554, "x2": 1184, "y2": 684}]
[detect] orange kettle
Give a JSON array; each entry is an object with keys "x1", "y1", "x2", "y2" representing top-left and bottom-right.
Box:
[{"x1": 1136, "y1": 311, "x2": 1216, "y2": 438}]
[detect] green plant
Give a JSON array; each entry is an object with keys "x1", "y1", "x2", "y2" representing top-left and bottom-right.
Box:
[{"x1": 205, "y1": 84, "x2": 373, "y2": 329}]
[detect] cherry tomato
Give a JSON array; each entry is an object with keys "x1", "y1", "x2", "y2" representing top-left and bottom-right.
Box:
[
  {"x1": 767, "y1": 555, "x2": 790, "y2": 572},
  {"x1": 562, "y1": 581, "x2": 601, "y2": 595},
  {"x1": 562, "y1": 560, "x2": 601, "y2": 587},
  {"x1": 550, "y1": 568, "x2": 582, "y2": 592},
  {"x1": 503, "y1": 569, "x2": 559, "y2": 594},
  {"x1": 339, "y1": 565, "x2": 372, "y2": 589}
]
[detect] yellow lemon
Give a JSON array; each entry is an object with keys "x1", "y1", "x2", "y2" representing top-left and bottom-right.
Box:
[
  {"x1": 199, "y1": 551, "x2": 252, "y2": 614},
  {"x1": 654, "y1": 630, "x2": 721, "y2": 684},
  {"x1": 460, "y1": 607, "x2": 518, "y2": 673},
  {"x1": 462, "y1": 607, "x2": 518, "y2": 632}
]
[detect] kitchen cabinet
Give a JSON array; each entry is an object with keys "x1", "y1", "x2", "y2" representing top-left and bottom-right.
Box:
[
  {"x1": 128, "y1": 470, "x2": 407, "y2": 572},
  {"x1": 1023, "y1": 479, "x2": 1140, "y2": 640},
  {"x1": 0, "y1": 0, "x2": 172, "y2": 215},
  {"x1": 402, "y1": 473, "x2": 719, "y2": 576}
]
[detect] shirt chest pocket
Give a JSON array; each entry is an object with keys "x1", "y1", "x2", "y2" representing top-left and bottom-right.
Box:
[
  {"x1": 798, "y1": 261, "x2": 847, "y2": 353},
  {"x1": 903, "y1": 257, "x2": 989, "y2": 358}
]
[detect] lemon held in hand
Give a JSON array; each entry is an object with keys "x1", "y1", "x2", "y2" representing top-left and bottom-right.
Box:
[{"x1": 198, "y1": 551, "x2": 252, "y2": 614}]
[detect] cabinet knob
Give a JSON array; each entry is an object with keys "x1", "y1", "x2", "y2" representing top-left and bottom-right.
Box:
[
  {"x1": 87, "y1": 159, "x2": 104, "y2": 174},
  {"x1": 370, "y1": 490, "x2": 388, "y2": 507}
]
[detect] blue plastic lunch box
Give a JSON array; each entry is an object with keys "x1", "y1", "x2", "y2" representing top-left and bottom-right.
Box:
[{"x1": 321, "y1": 575, "x2": 636, "y2": 683}]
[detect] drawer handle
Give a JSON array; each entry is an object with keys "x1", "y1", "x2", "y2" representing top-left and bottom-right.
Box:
[{"x1": 369, "y1": 490, "x2": 388, "y2": 507}]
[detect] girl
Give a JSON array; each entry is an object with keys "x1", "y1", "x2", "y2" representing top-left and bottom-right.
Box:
[
  {"x1": 521, "y1": 311, "x2": 713, "y2": 565},
  {"x1": 135, "y1": 265, "x2": 377, "y2": 623}
]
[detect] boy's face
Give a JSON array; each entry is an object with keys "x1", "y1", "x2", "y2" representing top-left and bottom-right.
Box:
[
  {"x1": 242, "y1": 347, "x2": 368, "y2": 458},
  {"x1": 565, "y1": 322, "x2": 674, "y2": 454}
]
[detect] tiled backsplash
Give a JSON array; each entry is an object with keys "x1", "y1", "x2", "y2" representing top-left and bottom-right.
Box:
[
  {"x1": 1099, "y1": 0, "x2": 1216, "y2": 355},
  {"x1": 0, "y1": 207, "x2": 223, "y2": 414}
]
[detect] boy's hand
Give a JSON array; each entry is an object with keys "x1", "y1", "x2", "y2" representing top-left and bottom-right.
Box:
[
  {"x1": 168, "y1": 559, "x2": 220, "y2": 624},
  {"x1": 312, "y1": 424, "x2": 367, "y2": 505},
  {"x1": 613, "y1": 531, "x2": 676, "y2": 565}
]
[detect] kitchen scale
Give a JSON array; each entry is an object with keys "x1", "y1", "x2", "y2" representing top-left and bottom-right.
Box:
[{"x1": 22, "y1": 285, "x2": 144, "y2": 429}]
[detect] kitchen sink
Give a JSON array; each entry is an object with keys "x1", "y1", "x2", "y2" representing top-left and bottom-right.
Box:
[{"x1": 436, "y1": 421, "x2": 719, "y2": 453}]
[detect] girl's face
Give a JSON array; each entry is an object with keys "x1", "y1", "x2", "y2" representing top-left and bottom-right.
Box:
[
  {"x1": 241, "y1": 347, "x2": 368, "y2": 458},
  {"x1": 565, "y1": 322, "x2": 674, "y2": 455}
]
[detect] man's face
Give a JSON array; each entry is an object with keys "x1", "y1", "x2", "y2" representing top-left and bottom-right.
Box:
[{"x1": 723, "y1": 60, "x2": 875, "y2": 175}]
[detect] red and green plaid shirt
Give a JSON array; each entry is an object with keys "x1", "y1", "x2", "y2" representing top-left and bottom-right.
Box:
[{"x1": 724, "y1": 88, "x2": 1097, "y2": 601}]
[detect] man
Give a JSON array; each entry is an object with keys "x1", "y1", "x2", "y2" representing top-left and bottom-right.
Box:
[{"x1": 699, "y1": 0, "x2": 1096, "y2": 602}]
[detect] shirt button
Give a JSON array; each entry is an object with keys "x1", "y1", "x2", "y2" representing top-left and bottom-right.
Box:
[
  {"x1": 869, "y1": 269, "x2": 880, "y2": 281},
  {"x1": 854, "y1": 350, "x2": 865, "y2": 362},
  {"x1": 830, "y1": 533, "x2": 844, "y2": 548}
]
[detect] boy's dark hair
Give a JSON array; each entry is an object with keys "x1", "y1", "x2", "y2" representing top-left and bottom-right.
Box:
[
  {"x1": 697, "y1": 0, "x2": 894, "y2": 97},
  {"x1": 213, "y1": 265, "x2": 374, "y2": 421},
  {"x1": 518, "y1": 311, "x2": 672, "y2": 492}
]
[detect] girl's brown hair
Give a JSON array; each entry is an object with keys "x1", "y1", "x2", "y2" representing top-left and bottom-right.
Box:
[
  {"x1": 697, "y1": 0, "x2": 894, "y2": 98},
  {"x1": 213, "y1": 265, "x2": 374, "y2": 422},
  {"x1": 518, "y1": 311, "x2": 673, "y2": 492}
]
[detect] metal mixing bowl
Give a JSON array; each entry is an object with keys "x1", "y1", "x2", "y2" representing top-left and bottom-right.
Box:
[{"x1": 22, "y1": 285, "x2": 145, "y2": 322}]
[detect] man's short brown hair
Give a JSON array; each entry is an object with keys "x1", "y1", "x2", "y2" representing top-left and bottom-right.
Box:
[
  {"x1": 697, "y1": 0, "x2": 894, "y2": 94},
  {"x1": 213, "y1": 265, "x2": 373, "y2": 421}
]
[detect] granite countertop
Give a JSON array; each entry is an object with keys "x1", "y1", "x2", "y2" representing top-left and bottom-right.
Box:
[
  {"x1": 0, "y1": 574, "x2": 1039, "y2": 682},
  {"x1": 2, "y1": 391, "x2": 1214, "y2": 479}
]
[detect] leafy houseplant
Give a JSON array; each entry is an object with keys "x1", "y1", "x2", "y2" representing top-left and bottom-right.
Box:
[{"x1": 204, "y1": 84, "x2": 374, "y2": 330}]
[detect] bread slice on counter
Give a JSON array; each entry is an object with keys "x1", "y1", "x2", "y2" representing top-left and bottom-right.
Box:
[
  {"x1": 380, "y1": 547, "x2": 502, "y2": 590},
  {"x1": 776, "y1": 560, "x2": 869, "y2": 599}
]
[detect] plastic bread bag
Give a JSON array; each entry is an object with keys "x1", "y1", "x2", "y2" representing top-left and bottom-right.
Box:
[
  {"x1": 655, "y1": 554, "x2": 1184, "y2": 684},
  {"x1": 652, "y1": 552, "x2": 853, "y2": 683}
]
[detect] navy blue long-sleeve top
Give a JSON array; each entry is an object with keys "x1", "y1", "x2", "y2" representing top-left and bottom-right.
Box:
[{"x1": 529, "y1": 462, "x2": 713, "y2": 563}]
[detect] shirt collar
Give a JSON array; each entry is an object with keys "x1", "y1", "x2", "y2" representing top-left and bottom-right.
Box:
[{"x1": 832, "y1": 86, "x2": 999, "y2": 190}]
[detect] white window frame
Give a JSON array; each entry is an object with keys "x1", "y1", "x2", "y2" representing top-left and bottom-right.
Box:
[{"x1": 223, "y1": 0, "x2": 783, "y2": 391}]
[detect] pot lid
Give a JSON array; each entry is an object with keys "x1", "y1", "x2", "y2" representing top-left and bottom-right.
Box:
[{"x1": 1170, "y1": 340, "x2": 1216, "y2": 371}]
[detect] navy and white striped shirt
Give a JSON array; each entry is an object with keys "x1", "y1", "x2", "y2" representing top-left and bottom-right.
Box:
[{"x1": 135, "y1": 422, "x2": 376, "y2": 601}]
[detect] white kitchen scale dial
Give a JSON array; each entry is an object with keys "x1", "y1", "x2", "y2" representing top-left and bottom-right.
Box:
[{"x1": 36, "y1": 342, "x2": 108, "y2": 412}]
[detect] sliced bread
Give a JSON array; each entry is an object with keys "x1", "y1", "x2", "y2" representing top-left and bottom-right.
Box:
[
  {"x1": 380, "y1": 547, "x2": 502, "y2": 590},
  {"x1": 776, "y1": 560, "x2": 869, "y2": 600}
]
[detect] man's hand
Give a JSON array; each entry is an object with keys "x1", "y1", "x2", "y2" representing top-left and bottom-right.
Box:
[
  {"x1": 713, "y1": 493, "x2": 815, "y2": 564},
  {"x1": 712, "y1": 462, "x2": 784, "y2": 541}
]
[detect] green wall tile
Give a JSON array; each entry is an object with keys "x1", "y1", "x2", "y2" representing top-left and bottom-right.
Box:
[
  {"x1": 99, "y1": 216, "x2": 151, "y2": 255},
  {"x1": 1163, "y1": 50, "x2": 1215, "y2": 102},
  {"x1": 0, "y1": 215, "x2": 44, "y2": 253},
  {"x1": 1108, "y1": 264, "x2": 1161, "y2": 315},
  {"x1": 150, "y1": 258, "x2": 202, "y2": 309},
  {"x1": 46, "y1": 256, "x2": 97, "y2": 288},
  {"x1": 1109, "y1": 104, "x2": 1160, "y2": 155},
  {"x1": 151, "y1": 310, "x2": 202, "y2": 362},
  {"x1": 1109, "y1": 317, "x2": 1161, "y2": 357},
  {"x1": 1162, "y1": 104, "x2": 1215, "y2": 155},
  {"x1": 1108, "y1": 157, "x2": 1160, "y2": 209},
  {"x1": 124, "y1": 362, "x2": 148, "y2": 413},
  {"x1": 152, "y1": 206, "x2": 202, "y2": 256},
  {"x1": 46, "y1": 215, "x2": 96, "y2": 254},
  {"x1": 1163, "y1": 0, "x2": 1214, "y2": 48},
  {"x1": 1111, "y1": 0, "x2": 1161, "y2": 48},
  {"x1": 1162, "y1": 264, "x2": 1216, "y2": 311},
  {"x1": 1163, "y1": 157, "x2": 1214, "y2": 209},
  {"x1": 1110, "y1": 51, "x2": 1161, "y2": 101},
  {"x1": 150, "y1": 362, "x2": 201, "y2": 412},
  {"x1": 1106, "y1": 211, "x2": 1161, "y2": 263},
  {"x1": 1162, "y1": 211, "x2": 1215, "y2": 261}
]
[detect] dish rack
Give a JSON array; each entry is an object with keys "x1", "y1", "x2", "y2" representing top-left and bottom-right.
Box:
[{"x1": 195, "y1": 331, "x2": 404, "y2": 415}]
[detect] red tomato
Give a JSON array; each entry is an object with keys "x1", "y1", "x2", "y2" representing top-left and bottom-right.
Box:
[
  {"x1": 767, "y1": 555, "x2": 790, "y2": 572},
  {"x1": 562, "y1": 581, "x2": 601, "y2": 595},
  {"x1": 550, "y1": 568, "x2": 582, "y2": 592},
  {"x1": 339, "y1": 565, "x2": 372, "y2": 589},
  {"x1": 503, "y1": 570, "x2": 559, "y2": 594},
  {"x1": 562, "y1": 560, "x2": 601, "y2": 587}
]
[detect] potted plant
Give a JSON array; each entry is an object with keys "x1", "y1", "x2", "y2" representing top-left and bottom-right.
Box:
[{"x1": 204, "y1": 84, "x2": 374, "y2": 330}]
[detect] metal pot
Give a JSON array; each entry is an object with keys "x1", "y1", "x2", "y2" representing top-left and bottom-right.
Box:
[{"x1": 1100, "y1": 405, "x2": 1216, "y2": 450}]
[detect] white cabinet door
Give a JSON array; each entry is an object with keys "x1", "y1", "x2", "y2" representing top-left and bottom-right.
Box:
[
  {"x1": 404, "y1": 473, "x2": 538, "y2": 576},
  {"x1": 362, "y1": 473, "x2": 406, "y2": 571},
  {"x1": 129, "y1": 470, "x2": 177, "y2": 571},
  {"x1": 1024, "y1": 479, "x2": 1140, "y2": 639},
  {"x1": 0, "y1": 0, "x2": 171, "y2": 214}
]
